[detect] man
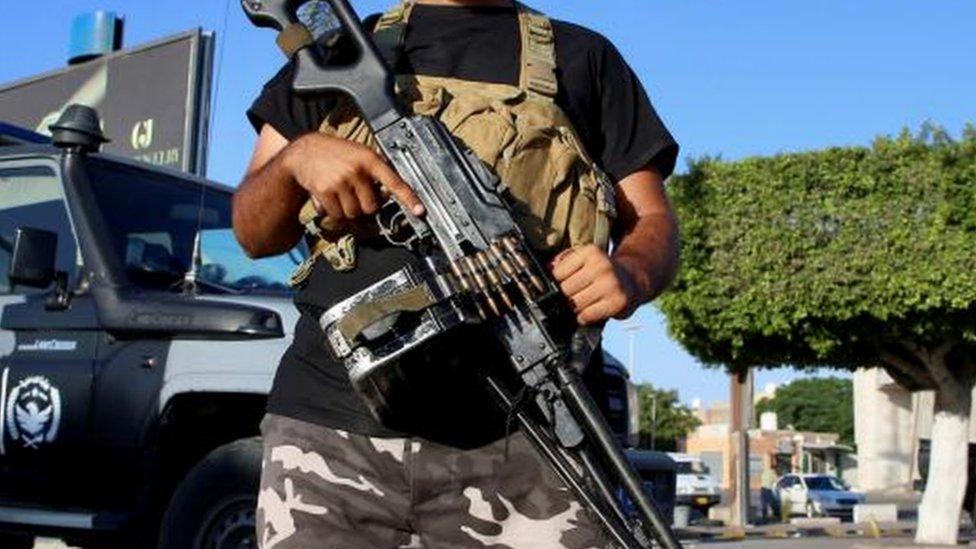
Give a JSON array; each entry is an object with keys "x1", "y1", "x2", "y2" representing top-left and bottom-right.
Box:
[
  {"x1": 235, "y1": 0, "x2": 679, "y2": 546},
  {"x1": 760, "y1": 465, "x2": 780, "y2": 522}
]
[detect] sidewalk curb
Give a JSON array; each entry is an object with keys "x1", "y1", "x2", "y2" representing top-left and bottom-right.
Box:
[{"x1": 677, "y1": 524, "x2": 916, "y2": 541}]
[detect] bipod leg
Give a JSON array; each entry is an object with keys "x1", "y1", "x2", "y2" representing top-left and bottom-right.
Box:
[
  {"x1": 555, "y1": 364, "x2": 683, "y2": 549},
  {"x1": 485, "y1": 376, "x2": 642, "y2": 548},
  {"x1": 577, "y1": 447, "x2": 636, "y2": 540}
]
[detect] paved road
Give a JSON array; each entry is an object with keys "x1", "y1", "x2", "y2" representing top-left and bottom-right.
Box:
[
  {"x1": 37, "y1": 529, "x2": 973, "y2": 549},
  {"x1": 34, "y1": 537, "x2": 948, "y2": 548}
]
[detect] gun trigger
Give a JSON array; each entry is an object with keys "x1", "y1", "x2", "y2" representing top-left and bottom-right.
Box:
[{"x1": 376, "y1": 199, "x2": 415, "y2": 248}]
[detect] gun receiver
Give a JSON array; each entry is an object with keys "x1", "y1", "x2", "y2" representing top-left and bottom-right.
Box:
[{"x1": 244, "y1": 1, "x2": 683, "y2": 547}]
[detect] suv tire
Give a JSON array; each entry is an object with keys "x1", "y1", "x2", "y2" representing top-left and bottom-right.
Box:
[
  {"x1": 0, "y1": 532, "x2": 33, "y2": 549},
  {"x1": 157, "y1": 437, "x2": 263, "y2": 549}
]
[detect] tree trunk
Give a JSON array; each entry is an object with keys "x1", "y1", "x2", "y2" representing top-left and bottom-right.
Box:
[{"x1": 915, "y1": 384, "x2": 971, "y2": 545}]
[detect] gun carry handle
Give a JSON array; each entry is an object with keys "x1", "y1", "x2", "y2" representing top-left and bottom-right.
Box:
[{"x1": 242, "y1": 0, "x2": 403, "y2": 130}]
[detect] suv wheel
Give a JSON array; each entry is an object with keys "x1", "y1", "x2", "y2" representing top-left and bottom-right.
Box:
[
  {"x1": 0, "y1": 532, "x2": 33, "y2": 549},
  {"x1": 158, "y1": 437, "x2": 262, "y2": 549}
]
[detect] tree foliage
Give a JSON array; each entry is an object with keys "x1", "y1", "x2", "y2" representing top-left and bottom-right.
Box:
[
  {"x1": 755, "y1": 377, "x2": 854, "y2": 444},
  {"x1": 659, "y1": 125, "x2": 976, "y2": 377},
  {"x1": 635, "y1": 383, "x2": 701, "y2": 451},
  {"x1": 659, "y1": 125, "x2": 976, "y2": 546}
]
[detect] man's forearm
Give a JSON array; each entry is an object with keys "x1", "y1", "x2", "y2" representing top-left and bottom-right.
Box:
[
  {"x1": 612, "y1": 210, "x2": 679, "y2": 304},
  {"x1": 232, "y1": 142, "x2": 307, "y2": 258}
]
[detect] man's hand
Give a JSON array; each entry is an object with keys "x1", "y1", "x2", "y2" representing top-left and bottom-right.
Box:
[
  {"x1": 550, "y1": 166, "x2": 680, "y2": 325},
  {"x1": 552, "y1": 245, "x2": 639, "y2": 325},
  {"x1": 284, "y1": 133, "x2": 425, "y2": 220},
  {"x1": 233, "y1": 125, "x2": 425, "y2": 258}
]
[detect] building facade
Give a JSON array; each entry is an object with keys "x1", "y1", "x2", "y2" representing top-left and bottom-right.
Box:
[{"x1": 685, "y1": 402, "x2": 855, "y2": 491}]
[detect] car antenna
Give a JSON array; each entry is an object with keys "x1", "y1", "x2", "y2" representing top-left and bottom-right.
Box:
[
  {"x1": 183, "y1": 0, "x2": 233, "y2": 296},
  {"x1": 182, "y1": 230, "x2": 203, "y2": 295}
]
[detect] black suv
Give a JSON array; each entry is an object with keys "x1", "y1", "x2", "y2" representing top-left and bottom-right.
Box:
[{"x1": 0, "y1": 108, "x2": 301, "y2": 548}]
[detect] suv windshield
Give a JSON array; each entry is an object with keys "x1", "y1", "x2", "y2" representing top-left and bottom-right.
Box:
[
  {"x1": 805, "y1": 476, "x2": 847, "y2": 491},
  {"x1": 86, "y1": 158, "x2": 305, "y2": 294},
  {"x1": 676, "y1": 461, "x2": 710, "y2": 475}
]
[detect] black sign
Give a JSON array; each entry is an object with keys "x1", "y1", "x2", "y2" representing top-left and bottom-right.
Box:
[{"x1": 0, "y1": 30, "x2": 214, "y2": 175}]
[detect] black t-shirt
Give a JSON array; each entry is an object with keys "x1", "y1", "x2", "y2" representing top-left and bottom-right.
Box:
[{"x1": 247, "y1": 4, "x2": 678, "y2": 448}]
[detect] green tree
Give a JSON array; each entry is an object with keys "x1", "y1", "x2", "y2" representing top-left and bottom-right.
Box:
[
  {"x1": 635, "y1": 383, "x2": 701, "y2": 451},
  {"x1": 659, "y1": 125, "x2": 976, "y2": 544},
  {"x1": 754, "y1": 377, "x2": 854, "y2": 444}
]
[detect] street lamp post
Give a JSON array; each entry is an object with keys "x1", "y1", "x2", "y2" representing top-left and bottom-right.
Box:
[
  {"x1": 623, "y1": 323, "x2": 645, "y2": 445},
  {"x1": 623, "y1": 323, "x2": 641, "y2": 375},
  {"x1": 650, "y1": 391, "x2": 657, "y2": 450}
]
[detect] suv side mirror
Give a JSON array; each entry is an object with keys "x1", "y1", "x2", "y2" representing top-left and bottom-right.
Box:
[{"x1": 9, "y1": 227, "x2": 57, "y2": 288}]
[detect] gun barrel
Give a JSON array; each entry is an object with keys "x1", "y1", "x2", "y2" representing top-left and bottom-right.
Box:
[{"x1": 556, "y1": 363, "x2": 683, "y2": 549}]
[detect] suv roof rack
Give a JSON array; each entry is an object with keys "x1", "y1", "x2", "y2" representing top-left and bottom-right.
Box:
[{"x1": 0, "y1": 121, "x2": 50, "y2": 147}]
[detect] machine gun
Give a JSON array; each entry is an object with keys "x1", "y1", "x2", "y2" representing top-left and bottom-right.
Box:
[{"x1": 242, "y1": 1, "x2": 682, "y2": 547}]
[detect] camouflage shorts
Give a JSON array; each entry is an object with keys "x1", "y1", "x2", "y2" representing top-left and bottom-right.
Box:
[{"x1": 256, "y1": 413, "x2": 604, "y2": 548}]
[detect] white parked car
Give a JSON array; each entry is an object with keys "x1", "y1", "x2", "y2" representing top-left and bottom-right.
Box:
[
  {"x1": 668, "y1": 453, "x2": 720, "y2": 512},
  {"x1": 775, "y1": 473, "x2": 866, "y2": 520}
]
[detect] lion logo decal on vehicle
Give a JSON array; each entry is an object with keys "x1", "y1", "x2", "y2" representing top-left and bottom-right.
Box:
[{"x1": 5, "y1": 376, "x2": 62, "y2": 449}]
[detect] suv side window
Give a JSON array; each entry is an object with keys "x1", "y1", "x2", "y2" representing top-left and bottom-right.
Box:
[{"x1": 0, "y1": 165, "x2": 80, "y2": 294}]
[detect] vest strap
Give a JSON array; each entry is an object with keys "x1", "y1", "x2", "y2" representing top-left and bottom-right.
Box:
[
  {"x1": 592, "y1": 169, "x2": 617, "y2": 251},
  {"x1": 373, "y1": 1, "x2": 413, "y2": 69},
  {"x1": 375, "y1": 0, "x2": 414, "y2": 32},
  {"x1": 516, "y1": 3, "x2": 558, "y2": 102},
  {"x1": 375, "y1": 2, "x2": 558, "y2": 102}
]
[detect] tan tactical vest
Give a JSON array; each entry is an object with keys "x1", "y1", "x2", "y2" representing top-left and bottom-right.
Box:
[{"x1": 292, "y1": 1, "x2": 616, "y2": 285}]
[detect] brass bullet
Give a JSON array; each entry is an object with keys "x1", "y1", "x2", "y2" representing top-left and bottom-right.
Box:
[
  {"x1": 463, "y1": 255, "x2": 501, "y2": 316},
  {"x1": 477, "y1": 251, "x2": 515, "y2": 310},
  {"x1": 451, "y1": 258, "x2": 486, "y2": 319},
  {"x1": 490, "y1": 242, "x2": 533, "y2": 300},
  {"x1": 502, "y1": 236, "x2": 546, "y2": 293}
]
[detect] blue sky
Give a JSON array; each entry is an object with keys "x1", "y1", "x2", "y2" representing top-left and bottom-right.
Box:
[{"x1": 2, "y1": 1, "x2": 974, "y2": 407}]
